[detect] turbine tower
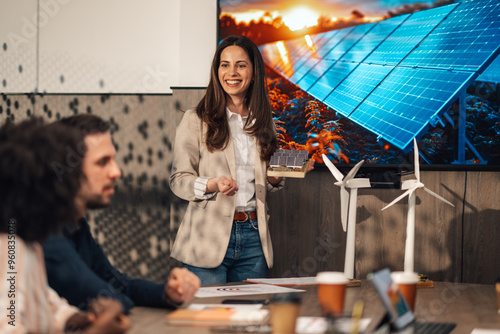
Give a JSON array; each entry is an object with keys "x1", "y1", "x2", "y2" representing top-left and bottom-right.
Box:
[
  {"x1": 323, "y1": 154, "x2": 371, "y2": 279},
  {"x1": 382, "y1": 138, "x2": 454, "y2": 272}
]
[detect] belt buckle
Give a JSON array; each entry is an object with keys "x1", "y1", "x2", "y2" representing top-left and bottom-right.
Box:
[{"x1": 236, "y1": 212, "x2": 249, "y2": 222}]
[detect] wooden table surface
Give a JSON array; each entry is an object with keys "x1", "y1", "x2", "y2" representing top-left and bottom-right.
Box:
[{"x1": 128, "y1": 281, "x2": 500, "y2": 333}]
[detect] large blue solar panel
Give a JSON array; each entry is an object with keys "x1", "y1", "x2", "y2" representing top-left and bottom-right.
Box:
[
  {"x1": 365, "y1": 4, "x2": 456, "y2": 66},
  {"x1": 401, "y1": 0, "x2": 500, "y2": 70},
  {"x1": 285, "y1": 38, "x2": 313, "y2": 59},
  {"x1": 477, "y1": 54, "x2": 500, "y2": 83},
  {"x1": 310, "y1": 30, "x2": 340, "y2": 51},
  {"x1": 260, "y1": 0, "x2": 499, "y2": 155},
  {"x1": 323, "y1": 64, "x2": 393, "y2": 117},
  {"x1": 306, "y1": 61, "x2": 358, "y2": 101},
  {"x1": 324, "y1": 23, "x2": 375, "y2": 61},
  {"x1": 341, "y1": 15, "x2": 408, "y2": 64},
  {"x1": 316, "y1": 27, "x2": 354, "y2": 59},
  {"x1": 297, "y1": 59, "x2": 335, "y2": 91},
  {"x1": 349, "y1": 67, "x2": 474, "y2": 150},
  {"x1": 289, "y1": 56, "x2": 320, "y2": 84},
  {"x1": 260, "y1": 42, "x2": 304, "y2": 80}
]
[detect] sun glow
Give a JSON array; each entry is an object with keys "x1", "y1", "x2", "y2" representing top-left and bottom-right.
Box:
[{"x1": 281, "y1": 6, "x2": 319, "y2": 31}]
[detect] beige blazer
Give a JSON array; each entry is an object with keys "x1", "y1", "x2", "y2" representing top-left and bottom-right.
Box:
[{"x1": 169, "y1": 109, "x2": 276, "y2": 269}]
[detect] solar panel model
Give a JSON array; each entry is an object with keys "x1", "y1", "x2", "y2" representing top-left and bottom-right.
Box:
[{"x1": 268, "y1": 149, "x2": 310, "y2": 178}]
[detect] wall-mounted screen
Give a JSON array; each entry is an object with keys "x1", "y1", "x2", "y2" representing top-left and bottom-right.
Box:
[{"x1": 219, "y1": 0, "x2": 500, "y2": 171}]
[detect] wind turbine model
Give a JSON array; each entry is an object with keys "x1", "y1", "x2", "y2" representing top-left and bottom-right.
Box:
[
  {"x1": 322, "y1": 154, "x2": 371, "y2": 279},
  {"x1": 382, "y1": 138, "x2": 454, "y2": 272}
]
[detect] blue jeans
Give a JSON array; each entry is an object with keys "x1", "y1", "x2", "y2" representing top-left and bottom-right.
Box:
[{"x1": 183, "y1": 218, "x2": 268, "y2": 285}]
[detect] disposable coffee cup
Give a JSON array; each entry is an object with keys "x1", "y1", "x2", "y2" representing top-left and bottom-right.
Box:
[
  {"x1": 316, "y1": 271, "x2": 349, "y2": 316},
  {"x1": 390, "y1": 271, "x2": 420, "y2": 311},
  {"x1": 269, "y1": 293, "x2": 301, "y2": 333}
]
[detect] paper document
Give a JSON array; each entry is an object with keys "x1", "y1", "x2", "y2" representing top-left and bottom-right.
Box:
[
  {"x1": 187, "y1": 304, "x2": 263, "y2": 311},
  {"x1": 245, "y1": 277, "x2": 317, "y2": 286},
  {"x1": 471, "y1": 330, "x2": 500, "y2": 334},
  {"x1": 296, "y1": 317, "x2": 371, "y2": 334},
  {"x1": 195, "y1": 284, "x2": 305, "y2": 298}
]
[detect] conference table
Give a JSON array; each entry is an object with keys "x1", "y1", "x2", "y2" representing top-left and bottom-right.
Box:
[{"x1": 128, "y1": 281, "x2": 500, "y2": 333}]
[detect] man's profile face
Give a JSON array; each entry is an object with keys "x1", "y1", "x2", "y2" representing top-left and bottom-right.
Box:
[{"x1": 77, "y1": 132, "x2": 121, "y2": 211}]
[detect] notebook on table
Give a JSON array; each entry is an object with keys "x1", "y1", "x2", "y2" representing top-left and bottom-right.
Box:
[{"x1": 368, "y1": 268, "x2": 456, "y2": 334}]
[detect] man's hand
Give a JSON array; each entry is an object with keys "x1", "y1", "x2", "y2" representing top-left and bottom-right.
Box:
[{"x1": 165, "y1": 267, "x2": 201, "y2": 305}]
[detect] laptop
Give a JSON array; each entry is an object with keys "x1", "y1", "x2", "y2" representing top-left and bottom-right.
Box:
[{"x1": 368, "y1": 268, "x2": 456, "y2": 334}]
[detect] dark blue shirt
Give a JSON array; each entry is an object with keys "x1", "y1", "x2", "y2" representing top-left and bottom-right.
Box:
[{"x1": 43, "y1": 218, "x2": 172, "y2": 313}]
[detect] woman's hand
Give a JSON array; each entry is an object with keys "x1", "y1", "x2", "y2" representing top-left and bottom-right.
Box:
[
  {"x1": 307, "y1": 159, "x2": 315, "y2": 172},
  {"x1": 207, "y1": 176, "x2": 239, "y2": 196}
]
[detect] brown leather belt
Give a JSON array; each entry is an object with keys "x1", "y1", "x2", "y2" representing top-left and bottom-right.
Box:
[{"x1": 234, "y1": 211, "x2": 257, "y2": 222}]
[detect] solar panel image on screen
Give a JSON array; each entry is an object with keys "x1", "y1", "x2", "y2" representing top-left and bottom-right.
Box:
[
  {"x1": 401, "y1": 0, "x2": 500, "y2": 70},
  {"x1": 323, "y1": 23, "x2": 375, "y2": 61},
  {"x1": 296, "y1": 59, "x2": 336, "y2": 91},
  {"x1": 341, "y1": 15, "x2": 408, "y2": 64},
  {"x1": 349, "y1": 67, "x2": 474, "y2": 150},
  {"x1": 260, "y1": 0, "x2": 500, "y2": 156},
  {"x1": 364, "y1": 5, "x2": 456, "y2": 66},
  {"x1": 477, "y1": 54, "x2": 500, "y2": 83},
  {"x1": 310, "y1": 30, "x2": 341, "y2": 52},
  {"x1": 289, "y1": 55, "x2": 321, "y2": 84},
  {"x1": 306, "y1": 61, "x2": 359, "y2": 101},
  {"x1": 324, "y1": 64, "x2": 393, "y2": 117},
  {"x1": 316, "y1": 27, "x2": 354, "y2": 59}
]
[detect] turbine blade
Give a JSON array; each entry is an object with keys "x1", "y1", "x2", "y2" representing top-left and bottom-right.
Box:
[
  {"x1": 340, "y1": 187, "x2": 349, "y2": 232},
  {"x1": 414, "y1": 138, "x2": 420, "y2": 182},
  {"x1": 423, "y1": 187, "x2": 455, "y2": 207},
  {"x1": 382, "y1": 188, "x2": 414, "y2": 211},
  {"x1": 344, "y1": 160, "x2": 365, "y2": 182},
  {"x1": 322, "y1": 154, "x2": 344, "y2": 182}
]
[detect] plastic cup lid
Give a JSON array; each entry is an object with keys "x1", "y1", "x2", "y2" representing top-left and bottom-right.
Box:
[{"x1": 316, "y1": 271, "x2": 349, "y2": 284}]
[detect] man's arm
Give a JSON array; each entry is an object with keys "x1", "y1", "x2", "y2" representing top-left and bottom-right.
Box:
[
  {"x1": 43, "y1": 221, "x2": 198, "y2": 312},
  {"x1": 43, "y1": 233, "x2": 137, "y2": 313}
]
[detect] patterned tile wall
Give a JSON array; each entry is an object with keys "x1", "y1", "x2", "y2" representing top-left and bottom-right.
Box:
[{"x1": 0, "y1": 89, "x2": 206, "y2": 283}]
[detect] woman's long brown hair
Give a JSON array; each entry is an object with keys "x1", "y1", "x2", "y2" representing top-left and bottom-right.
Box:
[{"x1": 196, "y1": 35, "x2": 277, "y2": 161}]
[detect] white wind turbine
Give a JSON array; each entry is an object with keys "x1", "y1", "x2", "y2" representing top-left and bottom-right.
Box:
[
  {"x1": 323, "y1": 154, "x2": 371, "y2": 279},
  {"x1": 382, "y1": 138, "x2": 454, "y2": 272}
]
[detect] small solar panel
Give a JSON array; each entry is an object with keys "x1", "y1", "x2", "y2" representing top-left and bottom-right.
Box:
[
  {"x1": 401, "y1": 0, "x2": 500, "y2": 71},
  {"x1": 324, "y1": 63, "x2": 393, "y2": 117},
  {"x1": 269, "y1": 149, "x2": 308, "y2": 168},
  {"x1": 365, "y1": 5, "x2": 456, "y2": 66},
  {"x1": 349, "y1": 67, "x2": 474, "y2": 150}
]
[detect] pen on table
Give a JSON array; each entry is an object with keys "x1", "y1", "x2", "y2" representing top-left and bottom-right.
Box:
[{"x1": 350, "y1": 300, "x2": 364, "y2": 334}]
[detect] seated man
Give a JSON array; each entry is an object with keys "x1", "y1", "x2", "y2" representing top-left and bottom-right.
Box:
[
  {"x1": 0, "y1": 117, "x2": 130, "y2": 333},
  {"x1": 43, "y1": 114, "x2": 200, "y2": 314}
]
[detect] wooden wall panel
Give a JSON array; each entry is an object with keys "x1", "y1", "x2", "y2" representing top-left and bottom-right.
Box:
[
  {"x1": 463, "y1": 171, "x2": 500, "y2": 284},
  {"x1": 269, "y1": 168, "x2": 469, "y2": 282}
]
